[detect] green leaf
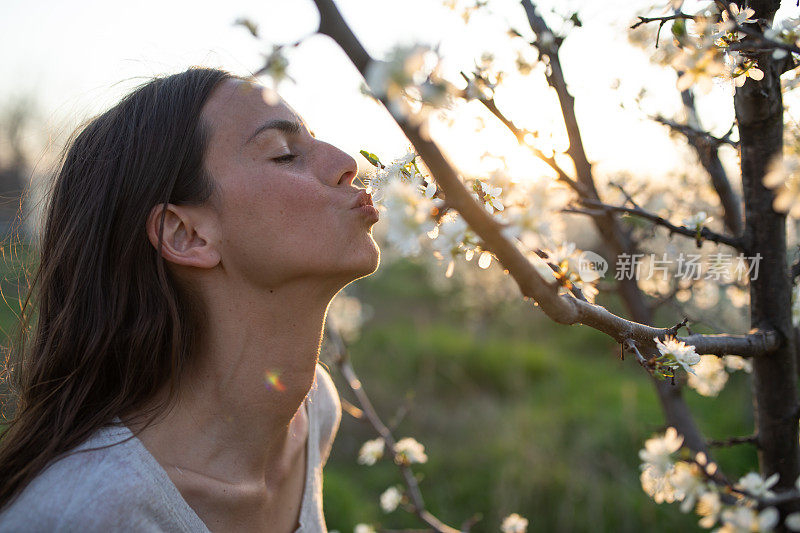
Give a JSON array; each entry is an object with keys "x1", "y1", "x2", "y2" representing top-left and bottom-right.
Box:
[
  {"x1": 360, "y1": 150, "x2": 382, "y2": 167},
  {"x1": 234, "y1": 18, "x2": 259, "y2": 38},
  {"x1": 671, "y1": 19, "x2": 686, "y2": 39}
]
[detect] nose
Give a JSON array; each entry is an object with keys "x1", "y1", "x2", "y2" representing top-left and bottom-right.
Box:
[{"x1": 323, "y1": 142, "x2": 358, "y2": 187}]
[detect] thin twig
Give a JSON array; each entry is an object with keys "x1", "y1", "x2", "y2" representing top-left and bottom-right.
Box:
[
  {"x1": 630, "y1": 13, "x2": 694, "y2": 30},
  {"x1": 326, "y1": 325, "x2": 461, "y2": 533},
  {"x1": 654, "y1": 116, "x2": 739, "y2": 149},
  {"x1": 623, "y1": 339, "x2": 652, "y2": 371},
  {"x1": 706, "y1": 434, "x2": 759, "y2": 448},
  {"x1": 632, "y1": 7, "x2": 800, "y2": 57},
  {"x1": 567, "y1": 197, "x2": 743, "y2": 250},
  {"x1": 459, "y1": 72, "x2": 590, "y2": 197},
  {"x1": 687, "y1": 455, "x2": 800, "y2": 510}
]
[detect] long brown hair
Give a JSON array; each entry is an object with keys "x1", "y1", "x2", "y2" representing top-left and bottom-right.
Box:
[{"x1": 0, "y1": 67, "x2": 234, "y2": 510}]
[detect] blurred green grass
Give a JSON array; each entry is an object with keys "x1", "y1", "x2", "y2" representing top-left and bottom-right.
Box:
[
  {"x1": 0, "y1": 247, "x2": 757, "y2": 532},
  {"x1": 322, "y1": 258, "x2": 757, "y2": 533},
  {"x1": 0, "y1": 238, "x2": 36, "y2": 431}
]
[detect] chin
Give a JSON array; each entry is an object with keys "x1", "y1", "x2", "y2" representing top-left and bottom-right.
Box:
[
  {"x1": 338, "y1": 241, "x2": 381, "y2": 286},
  {"x1": 354, "y1": 241, "x2": 381, "y2": 279}
]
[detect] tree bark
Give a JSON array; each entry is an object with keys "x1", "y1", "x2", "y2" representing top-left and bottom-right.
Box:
[{"x1": 733, "y1": 0, "x2": 800, "y2": 510}]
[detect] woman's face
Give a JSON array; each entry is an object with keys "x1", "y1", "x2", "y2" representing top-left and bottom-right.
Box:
[{"x1": 200, "y1": 78, "x2": 380, "y2": 292}]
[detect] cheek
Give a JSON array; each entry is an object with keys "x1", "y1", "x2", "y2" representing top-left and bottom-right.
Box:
[{"x1": 220, "y1": 174, "x2": 342, "y2": 271}]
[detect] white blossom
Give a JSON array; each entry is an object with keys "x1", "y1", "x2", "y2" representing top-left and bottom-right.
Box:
[
  {"x1": 687, "y1": 355, "x2": 729, "y2": 397},
  {"x1": 654, "y1": 336, "x2": 702, "y2": 375},
  {"x1": 786, "y1": 511, "x2": 800, "y2": 531},
  {"x1": 364, "y1": 43, "x2": 455, "y2": 119},
  {"x1": 478, "y1": 180, "x2": 504, "y2": 213},
  {"x1": 537, "y1": 31, "x2": 555, "y2": 50},
  {"x1": 721, "y1": 4, "x2": 757, "y2": 30},
  {"x1": 683, "y1": 211, "x2": 711, "y2": 232},
  {"x1": 722, "y1": 355, "x2": 753, "y2": 374},
  {"x1": 394, "y1": 437, "x2": 428, "y2": 465},
  {"x1": 763, "y1": 155, "x2": 800, "y2": 217},
  {"x1": 464, "y1": 77, "x2": 492, "y2": 100},
  {"x1": 673, "y1": 48, "x2": 726, "y2": 93},
  {"x1": 358, "y1": 438, "x2": 385, "y2": 465},
  {"x1": 669, "y1": 461, "x2": 709, "y2": 513},
  {"x1": 365, "y1": 150, "x2": 425, "y2": 203},
  {"x1": 544, "y1": 242, "x2": 580, "y2": 274},
  {"x1": 726, "y1": 57, "x2": 765, "y2": 88},
  {"x1": 767, "y1": 18, "x2": 800, "y2": 59},
  {"x1": 354, "y1": 524, "x2": 376, "y2": 533},
  {"x1": 640, "y1": 427, "x2": 684, "y2": 477},
  {"x1": 697, "y1": 491, "x2": 722, "y2": 528},
  {"x1": 716, "y1": 506, "x2": 779, "y2": 533},
  {"x1": 541, "y1": 241, "x2": 601, "y2": 303},
  {"x1": 365, "y1": 45, "x2": 428, "y2": 99},
  {"x1": 638, "y1": 432, "x2": 693, "y2": 505},
  {"x1": 380, "y1": 177, "x2": 437, "y2": 256},
  {"x1": 424, "y1": 180, "x2": 437, "y2": 199},
  {"x1": 430, "y1": 213, "x2": 471, "y2": 259},
  {"x1": 500, "y1": 513, "x2": 529, "y2": 533},
  {"x1": 380, "y1": 486, "x2": 403, "y2": 513},
  {"x1": 641, "y1": 464, "x2": 677, "y2": 503},
  {"x1": 735, "y1": 472, "x2": 780, "y2": 499},
  {"x1": 327, "y1": 292, "x2": 367, "y2": 343}
]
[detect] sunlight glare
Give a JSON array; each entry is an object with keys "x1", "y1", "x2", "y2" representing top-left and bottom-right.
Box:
[{"x1": 263, "y1": 369, "x2": 286, "y2": 392}]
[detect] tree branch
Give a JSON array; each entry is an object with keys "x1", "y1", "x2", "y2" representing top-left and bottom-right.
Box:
[
  {"x1": 733, "y1": 0, "x2": 800, "y2": 502},
  {"x1": 630, "y1": 13, "x2": 694, "y2": 30},
  {"x1": 567, "y1": 197, "x2": 744, "y2": 249},
  {"x1": 519, "y1": 0, "x2": 667, "y2": 331},
  {"x1": 309, "y1": 0, "x2": 781, "y2": 467},
  {"x1": 654, "y1": 115, "x2": 739, "y2": 149},
  {"x1": 682, "y1": 330, "x2": 779, "y2": 357},
  {"x1": 675, "y1": 85, "x2": 745, "y2": 237},
  {"x1": 632, "y1": 8, "x2": 800, "y2": 57},
  {"x1": 460, "y1": 71, "x2": 590, "y2": 197},
  {"x1": 707, "y1": 434, "x2": 760, "y2": 448},
  {"x1": 326, "y1": 325, "x2": 461, "y2": 533}
]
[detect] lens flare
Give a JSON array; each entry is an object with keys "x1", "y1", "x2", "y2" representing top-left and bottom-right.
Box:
[{"x1": 263, "y1": 369, "x2": 286, "y2": 392}]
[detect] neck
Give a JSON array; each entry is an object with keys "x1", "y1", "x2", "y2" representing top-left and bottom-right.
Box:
[{"x1": 126, "y1": 276, "x2": 337, "y2": 486}]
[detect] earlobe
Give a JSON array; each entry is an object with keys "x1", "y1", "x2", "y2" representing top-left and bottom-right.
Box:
[{"x1": 146, "y1": 203, "x2": 220, "y2": 269}]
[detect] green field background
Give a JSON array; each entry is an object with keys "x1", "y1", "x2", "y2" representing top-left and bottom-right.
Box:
[{"x1": 0, "y1": 246, "x2": 757, "y2": 532}]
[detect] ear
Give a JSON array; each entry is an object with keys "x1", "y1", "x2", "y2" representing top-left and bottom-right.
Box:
[{"x1": 146, "y1": 203, "x2": 220, "y2": 269}]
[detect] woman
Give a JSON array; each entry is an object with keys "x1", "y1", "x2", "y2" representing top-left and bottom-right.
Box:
[{"x1": 0, "y1": 67, "x2": 381, "y2": 531}]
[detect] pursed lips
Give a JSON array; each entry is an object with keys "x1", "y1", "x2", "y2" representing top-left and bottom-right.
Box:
[{"x1": 351, "y1": 190, "x2": 374, "y2": 209}]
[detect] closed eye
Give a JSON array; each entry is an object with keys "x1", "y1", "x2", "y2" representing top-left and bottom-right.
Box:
[{"x1": 272, "y1": 154, "x2": 298, "y2": 163}]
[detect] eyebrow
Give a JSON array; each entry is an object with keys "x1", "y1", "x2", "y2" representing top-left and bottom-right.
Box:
[{"x1": 244, "y1": 119, "x2": 314, "y2": 145}]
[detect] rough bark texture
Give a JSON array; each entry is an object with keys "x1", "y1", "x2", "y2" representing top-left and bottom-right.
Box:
[{"x1": 733, "y1": 0, "x2": 800, "y2": 509}]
